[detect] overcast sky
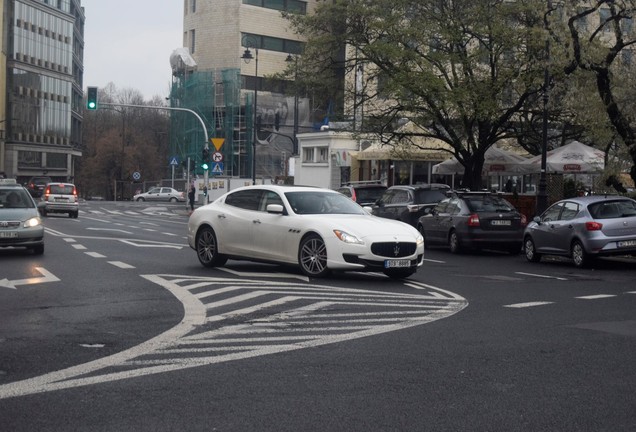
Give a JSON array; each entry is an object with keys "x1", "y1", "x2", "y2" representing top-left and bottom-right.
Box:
[{"x1": 82, "y1": 0, "x2": 184, "y2": 100}]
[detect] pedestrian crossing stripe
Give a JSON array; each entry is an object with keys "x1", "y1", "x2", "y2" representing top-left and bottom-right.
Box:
[{"x1": 212, "y1": 162, "x2": 223, "y2": 173}]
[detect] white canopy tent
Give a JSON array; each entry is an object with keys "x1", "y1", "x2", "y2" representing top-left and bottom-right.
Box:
[
  {"x1": 518, "y1": 140, "x2": 605, "y2": 174},
  {"x1": 432, "y1": 146, "x2": 528, "y2": 175}
]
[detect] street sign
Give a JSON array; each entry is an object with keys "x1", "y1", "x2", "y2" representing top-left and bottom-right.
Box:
[
  {"x1": 132, "y1": 171, "x2": 141, "y2": 181},
  {"x1": 169, "y1": 156, "x2": 180, "y2": 166},
  {"x1": 211, "y1": 138, "x2": 225, "y2": 151},
  {"x1": 212, "y1": 162, "x2": 224, "y2": 174},
  {"x1": 212, "y1": 151, "x2": 224, "y2": 162}
]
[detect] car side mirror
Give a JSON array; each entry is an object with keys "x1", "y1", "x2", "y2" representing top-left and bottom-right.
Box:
[
  {"x1": 266, "y1": 204, "x2": 284, "y2": 214},
  {"x1": 533, "y1": 216, "x2": 541, "y2": 224}
]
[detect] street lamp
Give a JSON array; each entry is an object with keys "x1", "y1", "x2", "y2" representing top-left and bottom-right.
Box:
[
  {"x1": 537, "y1": 0, "x2": 555, "y2": 215},
  {"x1": 241, "y1": 42, "x2": 258, "y2": 185},
  {"x1": 286, "y1": 54, "x2": 300, "y2": 156}
]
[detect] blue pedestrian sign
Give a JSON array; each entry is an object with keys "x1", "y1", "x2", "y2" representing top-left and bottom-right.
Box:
[
  {"x1": 212, "y1": 162, "x2": 224, "y2": 174},
  {"x1": 169, "y1": 156, "x2": 180, "y2": 166}
]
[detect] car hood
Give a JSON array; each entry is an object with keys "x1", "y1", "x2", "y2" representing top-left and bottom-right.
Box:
[{"x1": 0, "y1": 208, "x2": 39, "y2": 221}]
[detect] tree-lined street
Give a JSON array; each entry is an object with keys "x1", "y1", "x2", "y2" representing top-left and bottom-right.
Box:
[{"x1": 1, "y1": 201, "x2": 634, "y2": 431}]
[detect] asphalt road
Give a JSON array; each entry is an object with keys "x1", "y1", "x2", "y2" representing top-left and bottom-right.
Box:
[{"x1": 0, "y1": 200, "x2": 635, "y2": 431}]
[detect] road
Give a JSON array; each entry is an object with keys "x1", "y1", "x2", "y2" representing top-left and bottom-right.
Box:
[{"x1": 0, "y1": 200, "x2": 635, "y2": 431}]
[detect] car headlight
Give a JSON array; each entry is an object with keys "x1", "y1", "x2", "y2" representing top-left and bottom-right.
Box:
[
  {"x1": 24, "y1": 217, "x2": 42, "y2": 228},
  {"x1": 416, "y1": 235, "x2": 424, "y2": 247},
  {"x1": 333, "y1": 230, "x2": 364, "y2": 245}
]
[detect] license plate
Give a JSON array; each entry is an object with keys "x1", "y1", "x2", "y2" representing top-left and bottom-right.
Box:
[
  {"x1": 0, "y1": 231, "x2": 18, "y2": 238},
  {"x1": 55, "y1": 198, "x2": 69, "y2": 202},
  {"x1": 385, "y1": 259, "x2": 411, "y2": 268},
  {"x1": 618, "y1": 240, "x2": 636, "y2": 248},
  {"x1": 491, "y1": 220, "x2": 511, "y2": 226}
]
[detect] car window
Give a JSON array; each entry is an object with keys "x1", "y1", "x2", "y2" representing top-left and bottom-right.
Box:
[
  {"x1": 48, "y1": 184, "x2": 75, "y2": 194},
  {"x1": 560, "y1": 202, "x2": 579, "y2": 221},
  {"x1": 225, "y1": 189, "x2": 263, "y2": 211},
  {"x1": 448, "y1": 199, "x2": 462, "y2": 215},
  {"x1": 377, "y1": 190, "x2": 394, "y2": 205},
  {"x1": 542, "y1": 203, "x2": 563, "y2": 222},
  {"x1": 414, "y1": 190, "x2": 447, "y2": 204},
  {"x1": 391, "y1": 190, "x2": 410, "y2": 204},
  {"x1": 355, "y1": 187, "x2": 385, "y2": 202},
  {"x1": 433, "y1": 199, "x2": 450, "y2": 213},
  {"x1": 260, "y1": 191, "x2": 284, "y2": 211},
  {"x1": 590, "y1": 200, "x2": 636, "y2": 219},
  {"x1": 148, "y1": 188, "x2": 160, "y2": 194},
  {"x1": 465, "y1": 196, "x2": 515, "y2": 212},
  {"x1": 337, "y1": 188, "x2": 352, "y2": 198},
  {"x1": 285, "y1": 191, "x2": 365, "y2": 215}
]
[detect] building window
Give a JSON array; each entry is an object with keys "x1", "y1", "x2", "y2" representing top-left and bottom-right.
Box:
[
  {"x1": 191, "y1": 0, "x2": 196, "y2": 13},
  {"x1": 318, "y1": 147, "x2": 328, "y2": 162},
  {"x1": 190, "y1": 29, "x2": 196, "y2": 54},
  {"x1": 303, "y1": 147, "x2": 313, "y2": 162},
  {"x1": 242, "y1": 0, "x2": 306, "y2": 14},
  {"x1": 18, "y1": 151, "x2": 42, "y2": 169},
  {"x1": 241, "y1": 32, "x2": 304, "y2": 55},
  {"x1": 46, "y1": 153, "x2": 68, "y2": 169}
]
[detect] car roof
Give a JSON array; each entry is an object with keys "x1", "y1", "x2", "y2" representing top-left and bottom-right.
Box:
[
  {"x1": 232, "y1": 185, "x2": 337, "y2": 194},
  {"x1": 554, "y1": 194, "x2": 632, "y2": 205},
  {"x1": 387, "y1": 183, "x2": 450, "y2": 191}
]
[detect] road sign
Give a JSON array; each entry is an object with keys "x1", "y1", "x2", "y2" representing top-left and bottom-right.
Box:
[
  {"x1": 132, "y1": 171, "x2": 141, "y2": 181},
  {"x1": 212, "y1": 162, "x2": 224, "y2": 174},
  {"x1": 211, "y1": 138, "x2": 225, "y2": 151},
  {"x1": 212, "y1": 151, "x2": 224, "y2": 162},
  {"x1": 169, "y1": 156, "x2": 180, "y2": 166}
]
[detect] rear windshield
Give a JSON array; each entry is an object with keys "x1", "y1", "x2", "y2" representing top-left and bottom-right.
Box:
[
  {"x1": 49, "y1": 185, "x2": 75, "y2": 194},
  {"x1": 355, "y1": 187, "x2": 386, "y2": 202},
  {"x1": 465, "y1": 196, "x2": 516, "y2": 212},
  {"x1": 414, "y1": 190, "x2": 447, "y2": 204},
  {"x1": 589, "y1": 199, "x2": 636, "y2": 219}
]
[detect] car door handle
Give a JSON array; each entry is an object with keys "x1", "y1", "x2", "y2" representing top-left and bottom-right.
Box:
[
  {"x1": 217, "y1": 214, "x2": 226, "y2": 219},
  {"x1": 253, "y1": 219, "x2": 261, "y2": 224}
]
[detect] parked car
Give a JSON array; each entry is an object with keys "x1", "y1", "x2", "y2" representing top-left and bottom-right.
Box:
[
  {"x1": 371, "y1": 184, "x2": 450, "y2": 226},
  {"x1": 417, "y1": 191, "x2": 526, "y2": 254},
  {"x1": 523, "y1": 195, "x2": 636, "y2": 268},
  {"x1": 0, "y1": 178, "x2": 44, "y2": 254},
  {"x1": 187, "y1": 185, "x2": 424, "y2": 278},
  {"x1": 336, "y1": 182, "x2": 387, "y2": 207},
  {"x1": 26, "y1": 176, "x2": 52, "y2": 198},
  {"x1": 133, "y1": 187, "x2": 185, "y2": 202},
  {"x1": 41, "y1": 182, "x2": 79, "y2": 218}
]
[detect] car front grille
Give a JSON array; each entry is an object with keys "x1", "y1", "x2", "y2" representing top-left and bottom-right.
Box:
[
  {"x1": 371, "y1": 242, "x2": 417, "y2": 258},
  {"x1": 0, "y1": 221, "x2": 21, "y2": 229}
]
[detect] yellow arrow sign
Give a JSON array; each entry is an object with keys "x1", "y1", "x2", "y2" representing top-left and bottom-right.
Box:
[{"x1": 211, "y1": 138, "x2": 225, "y2": 151}]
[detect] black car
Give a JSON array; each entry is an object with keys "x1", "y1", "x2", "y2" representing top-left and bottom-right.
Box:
[
  {"x1": 337, "y1": 182, "x2": 387, "y2": 207},
  {"x1": 26, "y1": 176, "x2": 52, "y2": 198},
  {"x1": 371, "y1": 184, "x2": 450, "y2": 226},
  {"x1": 417, "y1": 191, "x2": 527, "y2": 254}
]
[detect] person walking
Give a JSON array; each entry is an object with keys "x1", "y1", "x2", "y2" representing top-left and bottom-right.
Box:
[{"x1": 188, "y1": 185, "x2": 196, "y2": 214}]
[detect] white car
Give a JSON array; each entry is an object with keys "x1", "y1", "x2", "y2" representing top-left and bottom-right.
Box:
[
  {"x1": 133, "y1": 187, "x2": 185, "y2": 202},
  {"x1": 187, "y1": 185, "x2": 425, "y2": 278}
]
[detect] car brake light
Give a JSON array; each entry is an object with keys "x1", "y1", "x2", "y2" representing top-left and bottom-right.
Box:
[
  {"x1": 351, "y1": 190, "x2": 357, "y2": 202},
  {"x1": 467, "y1": 213, "x2": 480, "y2": 227},
  {"x1": 585, "y1": 221, "x2": 603, "y2": 231},
  {"x1": 521, "y1": 214, "x2": 527, "y2": 226}
]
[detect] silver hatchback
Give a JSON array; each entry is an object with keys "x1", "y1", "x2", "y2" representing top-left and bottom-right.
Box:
[{"x1": 523, "y1": 195, "x2": 636, "y2": 267}]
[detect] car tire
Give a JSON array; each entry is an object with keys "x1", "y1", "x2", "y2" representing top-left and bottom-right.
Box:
[
  {"x1": 524, "y1": 236, "x2": 541, "y2": 263},
  {"x1": 448, "y1": 230, "x2": 461, "y2": 254},
  {"x1": 196, "y1": 226, "x2": 228, "y2": 268},
  {"x1": 571, "y1": 240, "x2": 592, "y2": 268},
  {"x1": 298, "y1": 234, "x2": 330, "y2": 278},
  {"x1": 169, "y1": 197, "x2": 177, "y2": 203},
  {"x1": 383, "y1": 268, "x2": 416, "y2": 279},
  {"x1": 32, "y1": 244, "x2": 44, "y2": 255},
  {"x1": 73, "y1": 211, "x2": 79, "y2": 219},
  {"x1": 136, "y1": 197, "x2": 145, "y2": 202}
]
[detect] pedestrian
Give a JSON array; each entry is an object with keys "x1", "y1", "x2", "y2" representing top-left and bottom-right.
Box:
[{"x1": 188, "y1": 185, "x2": 196, "y2": 213}]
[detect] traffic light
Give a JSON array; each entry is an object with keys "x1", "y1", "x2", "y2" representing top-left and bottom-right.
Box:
[
  {"x1": 201, "y1": 148, "x2": 210, "y2": 170},
  {"x1": 87, "y1": 86, "x2": 98, "y2": 110}
]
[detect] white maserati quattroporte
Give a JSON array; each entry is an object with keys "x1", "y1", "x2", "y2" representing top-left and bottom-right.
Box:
[{"x1": 187, "y1": 185, "x2": 425, "y2": 278}]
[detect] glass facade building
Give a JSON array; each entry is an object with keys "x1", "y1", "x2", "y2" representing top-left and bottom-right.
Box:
[{"x1": 2, "y1": 0, "x2": 84, "y2": 182}]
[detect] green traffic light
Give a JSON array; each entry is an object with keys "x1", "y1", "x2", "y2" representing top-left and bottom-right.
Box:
[
  {"x1": 88, "y1": 101, "x2": 96, "y2": 109},
  {"x1": 201, "y1": 163, "x2": 209, "y2": 170}
]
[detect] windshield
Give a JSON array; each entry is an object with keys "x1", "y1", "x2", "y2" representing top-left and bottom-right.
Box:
[
  {"x1": 0, "y1": 188, "x2": 35, "y2": 209},
  {"x1": 285, "y1": 191, "x2": 367, "y2": 215}
]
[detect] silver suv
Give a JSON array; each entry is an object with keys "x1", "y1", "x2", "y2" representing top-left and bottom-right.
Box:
[{"x1": 41, "y1": 182, "x2": 79, "y2": 218}]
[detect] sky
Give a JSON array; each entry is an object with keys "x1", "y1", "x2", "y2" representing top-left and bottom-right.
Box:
[{"x1": 81, "y1": 0, "x2": 184, "y2": 100}]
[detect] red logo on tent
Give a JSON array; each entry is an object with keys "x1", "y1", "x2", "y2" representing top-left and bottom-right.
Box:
[
  {"x1": 563, "y1": 164, "x2": 581, "y2": 171},
  {"x1": 489, "y1": 164, "x2": 506, "y2": 171}
]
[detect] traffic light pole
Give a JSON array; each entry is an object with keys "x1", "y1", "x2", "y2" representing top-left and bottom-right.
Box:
[{"x1": 100, "y1": 102, "x2": 211, "y2": 203}]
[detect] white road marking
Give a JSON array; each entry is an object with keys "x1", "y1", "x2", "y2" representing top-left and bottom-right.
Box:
[
  {"x1": 0, "y1": 275, "x2": 467, "y2": 400},
  {"x1": 86, "y1": 228, "x2": 133, "y2": 234},
  {"x1": 108, "y1": 261, "x2": 135, "y2": 269},
  {"x1": 85, "y1": 252, "x2": 106, "y2": 258},
  {"x1": 504, "y1": 301, "x2": 554, "y2": 308},
  {"x1": 575, "y1": 294, "x2": 616, "y2": 300},
  {"x1": 72, "y1": 244, "x2": 87, "y2": 250},
  {"x1": 0, "y1": 268, "x2": 60, "y2": 290},
  {"x1": 515, "y1": 272, "x2": 568, "y2": 281},
  {"x1": 63, "y1": 238, "x2": 76, "y2": 243}
]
